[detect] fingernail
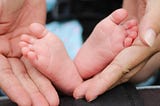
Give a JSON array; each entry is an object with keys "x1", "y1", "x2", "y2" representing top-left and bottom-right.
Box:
[
  {"x1": 87, "y1": 96, "x2": 97, "y2": 102},
  {"x1": 74, "y1": 95, "x2": 84, "y2": 100},
  {"x1": 144, "y1": 29, "x2": 156, "y2": 47}
]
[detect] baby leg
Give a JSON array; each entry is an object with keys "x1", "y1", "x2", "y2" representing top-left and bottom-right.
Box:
[
  {"x1": 19, "y1": 23, "x2": 83, "y2": 95},
  {"x1": 74, "y1": 9, "x2": 138, "y2": 79}
]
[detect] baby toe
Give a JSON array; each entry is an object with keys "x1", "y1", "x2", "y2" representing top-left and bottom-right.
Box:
[
  {"x1": 27, "y1": 51, "x2": 37, "y2": 61},
  {"x1": 19, "y1": 41, "x2": 28, "y2": 48},
  {"x1": 127, "y1": 30, "x2": 138, "y2": 39},
  {"x1": 21, "y1": 47, "x2": 30, "y2": 56},
  {"x1": 124, "y1": 19, "x2": 138, "y2": 29},
  {"x1": 21, "y1": 34, "x2": 34, "y2": 44},
  {"x1": 124, "y1": 37, "x2": 133, "y2": 47},
  {"x1": 29, "y1": 23, "x2": 48, "y2": 39}
]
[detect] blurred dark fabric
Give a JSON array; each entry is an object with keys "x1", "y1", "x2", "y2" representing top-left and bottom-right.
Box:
[
  {"x1": 59, "y1": 83, "x2": 143, "y2": 106},
  {"x1": 138, "y1": 88, "x2": 160, "y2": 106},
  {"x1": 0, "y1": 83, "x2": 144, "y2": 106},
  {"x1": 3, "y1": 84, "x2": 160, "y2": 106}
]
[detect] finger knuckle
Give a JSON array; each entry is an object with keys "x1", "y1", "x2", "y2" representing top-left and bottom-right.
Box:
[{"x1": 111, "y1": 62, "x2": 130, "y2": 75}]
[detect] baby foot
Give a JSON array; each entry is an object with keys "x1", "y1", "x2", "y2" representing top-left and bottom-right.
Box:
[
  {"x1": 19, "y1": 23, "x2": 82, "y2": 95},
  {"x1": 74, "y1": 9, "x2": 138, "y2": 79}
]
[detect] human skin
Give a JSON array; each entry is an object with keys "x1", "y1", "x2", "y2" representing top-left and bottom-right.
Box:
[
  {"x1": 19, "y1": 9, "x2": 137, "y2": 95},
  {"x1": 74, "y1": 9, "x2": 138, "y2": 79},
  {"x1": 0, "y1": 0, "x2": 59, "y2": 106},
  {"x1": 73, "y1": 0, "x2": 160, "y2": 101},
  {"x1": 123, "y1": 0, "x2": 160, "y2": 82}
]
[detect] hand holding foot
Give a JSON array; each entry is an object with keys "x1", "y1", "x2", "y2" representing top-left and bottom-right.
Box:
[
  {"x1": 122, "y1": 0, "x2": 160, "y2": 82},
  {"x1": 73, "y1": 7, "x2": 160, "y2": 101},
  {"x1": 123, "y1": 0, "x2": 160, "y2": 47}
]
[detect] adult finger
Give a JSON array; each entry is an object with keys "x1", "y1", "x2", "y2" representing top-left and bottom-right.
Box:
[
  {"x1": 0, "y1": 54, "x2": 31, "y2": 106},
  {"x1": 9, "y1": 58, "x2": 49, "y2": 106},
  {"x1": 73, "y1": 60, "x2": 147, "y2": 101},
  {"x1": 117, "y1": 51, "x2": 160, "y2": 86},
  {"x1": 73, "y1": 78, "x2": 92, "y2": 100},
  {"x1": 21, "y1": 57, "x2": 59, "y2": 106},
  {"x1": 108, "y1": 34, "x2": 160, "y2": 88},
  {"x1": 122, "y1": 0, "x2": 138, "y2": 20},
  {"x1": 81, "y1": 40, "x2": 156, "y2": 101},
  {"x1": 130, "y1": 52, "x2": 160, "y2": 83},
  {"x1": 139, "y1": 0, "x2": 160, "y2": 47},
  {"x1": 115, "y1": 60, "x2": 147, "y2": 86}
]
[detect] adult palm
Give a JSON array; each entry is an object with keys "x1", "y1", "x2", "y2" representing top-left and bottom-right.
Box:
[
  {"x1": 0, "y1": 0, "x2": 46, "y2": 56},
  {"x1": 0, "y1": 0, "x2": 59, "y2": 106}
]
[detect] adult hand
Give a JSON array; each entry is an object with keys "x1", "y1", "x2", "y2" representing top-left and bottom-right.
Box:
[
  {"x1": 123, "y1": 0, "x2": 160, "y2": 47},
  {"x1": 0, "y1": 0, "x2": 59, "y2": 105},
  {"x1": 0, "y1": 0, "x2": 46, "y2": 57},
  {"x1": 73, "y1": 0, "x2": 160, "y2": 101},
  {"x1": 121, "y1": 0, "x2": 160, "y2": 83},
  {"x1": 0, "y1": 56, "x2": 59, "y2": 106}
]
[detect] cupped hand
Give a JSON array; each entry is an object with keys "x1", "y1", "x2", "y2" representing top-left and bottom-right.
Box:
[
  {"x1": 122, "y1": 0, "x2": 160, "y2": 83},
  {"x1": 0, "y1": 0, "x2": 59, "y2": 105},
  {"x1": 73, "y1": 0, "x2": 160, "y2": 101},
  {"x1": 0, "y1": 55, "x2": 59, "y2": 106},
  {"x1": 123, "y1": 0, "x2": 160, "y2": 46},
  {"x1": 73, "y1": 34, "x2": 160, "y2": 101}
]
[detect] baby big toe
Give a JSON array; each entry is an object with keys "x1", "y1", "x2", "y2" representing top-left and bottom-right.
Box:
[{"x1": 29, "y1": 23, "x2": 48, "y2": 39}]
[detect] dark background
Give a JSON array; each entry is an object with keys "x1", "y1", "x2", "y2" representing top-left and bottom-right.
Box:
[{"x1": 47, "y1": 0, "x2": 123, "y2": 41}]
